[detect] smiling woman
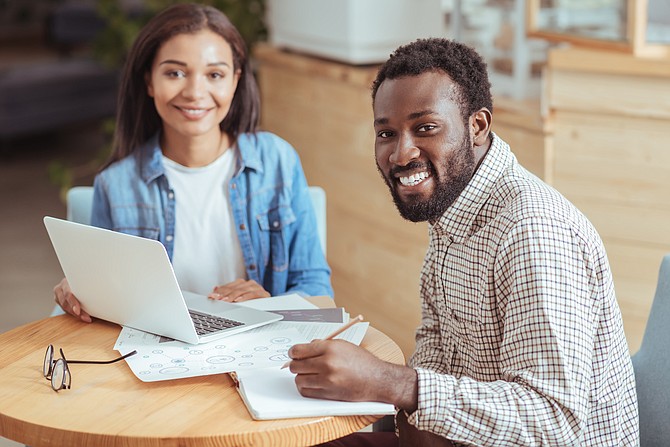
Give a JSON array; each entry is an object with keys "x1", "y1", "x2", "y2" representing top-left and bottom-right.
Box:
[
  {"x1": 51, "y1": 3, "x2": 333, "y2": 323},
  {"x1": 146, "y1": 29, "x2": 240, "y2": 167}
]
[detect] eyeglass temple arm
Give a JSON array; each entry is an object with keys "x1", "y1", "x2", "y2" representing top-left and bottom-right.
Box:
[{"x1": 59, "y1": 349, "x2": 138, "y2": 365}]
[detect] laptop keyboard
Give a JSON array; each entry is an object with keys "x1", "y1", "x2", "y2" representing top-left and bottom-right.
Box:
[{"x1": 188, "y1": 309, "x2": 244, "y2": 336}]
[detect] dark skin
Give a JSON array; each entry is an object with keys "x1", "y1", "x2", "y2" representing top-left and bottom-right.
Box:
[{"x1": 288, "y1": 70, "x2": 492, "y2": 413}]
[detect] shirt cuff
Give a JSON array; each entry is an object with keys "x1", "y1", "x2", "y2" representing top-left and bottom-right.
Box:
[{"x1": 407, "y1": 366, "x2": 456, "y2": 432}]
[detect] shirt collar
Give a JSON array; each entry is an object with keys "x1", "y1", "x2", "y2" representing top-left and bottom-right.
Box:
[
  {"x1": 139, "y1": 133, "x2": 164, "y2": 183},
  {"x1": 137, "y1": 132, "x2": 264, "y2": 183},
  {"x1": 234, "y1": 133, "x2": 264, "y2": 175},
  {"x1": 431, "y1": 132, "x2": 515, "y2": 241}
]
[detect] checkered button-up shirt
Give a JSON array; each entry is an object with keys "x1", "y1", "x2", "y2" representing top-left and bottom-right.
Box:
[{"x1": 407, "y1": 134, "x2": 639, "y2": 446}]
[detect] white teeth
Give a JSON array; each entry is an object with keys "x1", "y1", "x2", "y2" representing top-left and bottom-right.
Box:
[
  {"x1": 399, "y1": 171, "x2": 430, "y2": 186},
  {"x1": 181, "y1": 108, "x2": 206, "y2": 115}
]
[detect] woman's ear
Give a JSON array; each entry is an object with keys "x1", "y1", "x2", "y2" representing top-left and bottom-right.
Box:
[
  {"x1": 233, "y1": 68, "x2": 241, "y2": 92},
  {"x1": 471, "y1": 108, "x2": 492, "y2": 147},
  {"x1": 145, "y1": 72, "x2": 154, "y2": 98}
]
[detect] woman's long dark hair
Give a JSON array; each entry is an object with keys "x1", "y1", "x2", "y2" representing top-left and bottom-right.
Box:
[{"x1": 104, "y1": 3, "x2": 260, "y2": 168}]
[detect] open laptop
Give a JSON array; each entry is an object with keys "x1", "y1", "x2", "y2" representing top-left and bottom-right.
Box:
[{"x1": 43, "y1": 216, "x2": 283, "y2": 344}]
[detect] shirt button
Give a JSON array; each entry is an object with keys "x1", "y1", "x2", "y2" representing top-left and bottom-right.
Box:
[
  {"x1": 168, "y1": 192, "x2": 174, "y2": 200},
  {"x1": 231, "y1": 183, "x2": 237, "y2": 189},
  {"x1": 239, "y1": 224, "x2": 246, "y2": 230},
  {"x1": 166, "y1": 235, "x2": 173, "y2": 242},
  {"x1": 272, "y1": 221, "x2": 279, "y2": 228},
  {"x1": 249, "y1": 264, "x2": 256, "y2": 271}
]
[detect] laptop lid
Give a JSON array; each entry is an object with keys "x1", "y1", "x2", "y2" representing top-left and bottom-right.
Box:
[{"x1": 43, "y1": 216, "x2": 281, "y2": 344}]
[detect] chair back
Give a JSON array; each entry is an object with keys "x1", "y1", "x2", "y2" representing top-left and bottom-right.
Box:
[
  {"x1": 307, "y1": 185, "x2": 327, "y2": 255},
  {"x1": 632, "y1": 254, "x2": 670, "y2": 447},
  {"x1": 66, "y1": 185, "x2": 327, "y2": 254},
  {"x1": 66, "y1": 186, "x2": 95, "y2": 225}
]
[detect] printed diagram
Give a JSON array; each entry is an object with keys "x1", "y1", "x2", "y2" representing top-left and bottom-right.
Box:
[
  {"x1": 141, "y1": 336, "x2": 292, "y2": 376},
  {"x1": 115, "y1": 328, "x2": 306, "y2": 382}
]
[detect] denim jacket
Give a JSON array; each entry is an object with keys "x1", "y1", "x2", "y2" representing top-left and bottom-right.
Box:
[{"x1": 91, "y1": 132, "x2": 333, "y2": 298}]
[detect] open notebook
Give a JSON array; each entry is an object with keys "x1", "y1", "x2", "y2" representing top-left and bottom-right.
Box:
[{"x1": 232, "y1": 367, "x2": 395, "y2": 420}]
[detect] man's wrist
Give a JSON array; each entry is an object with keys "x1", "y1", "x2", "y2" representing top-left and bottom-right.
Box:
[{"x1": 377, "y1": 364, "x2": 418, "y2": 412}]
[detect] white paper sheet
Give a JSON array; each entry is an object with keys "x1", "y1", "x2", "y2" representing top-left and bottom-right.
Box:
[
  {"x1": 115, "y1": 321, "x2": 369, "y2": 382},
  {"x1": 250, "y1": 321, "x2": 369, "y2": 345},
  {"x1": 235, "y1": 366, "x2": 395, "y2": 420},
  {"x1": 115, "y1": 327, "x2": 308, "y2": 382},
  {"x1": 234, "y1": 293, "x2": 319, "y2": 311}
]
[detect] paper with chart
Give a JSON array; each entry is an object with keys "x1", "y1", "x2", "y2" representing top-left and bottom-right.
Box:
[
  {"x1": 114, "y1": 292, "x2": 368, "y2": 382},
  {"x1": 114, "y1": 326, "x2": 309, "y2": 382},
  {"x1": 115, "y1": 320, "x2": 369, "y2": 382}
]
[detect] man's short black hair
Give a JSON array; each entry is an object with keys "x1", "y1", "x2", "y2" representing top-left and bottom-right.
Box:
[{"x1": 372, "y1": 38, "x2": 493, "y2": 123}]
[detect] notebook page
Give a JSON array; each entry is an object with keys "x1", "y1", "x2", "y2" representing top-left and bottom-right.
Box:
[{"x1": 235, "y1": 366, "x2": 395, "y2": 420}]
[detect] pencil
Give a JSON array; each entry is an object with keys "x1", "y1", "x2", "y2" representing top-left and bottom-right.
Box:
[{"x1": 280, "y1": 314, "x2": 364, "y2": 369}]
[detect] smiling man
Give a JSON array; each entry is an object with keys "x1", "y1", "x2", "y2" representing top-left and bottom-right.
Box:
[{"x1": 287, "y1": 38, "x2": 639, "y2": 446}]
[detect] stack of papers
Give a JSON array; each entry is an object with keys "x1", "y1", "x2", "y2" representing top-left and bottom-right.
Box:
[
  {"x1": 114, "y1": 294, "x2": 368, "y2": 382},
  {"x1": 115, "y1": 293, "x2": 395, "y2": 420}
]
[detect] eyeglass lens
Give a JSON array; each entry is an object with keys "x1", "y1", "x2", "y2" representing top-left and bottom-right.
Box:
[
  {"x1": 51, "y1": 358, "x2": 71, "y2": 391},
  {"x1": 43, "y1": 344, "x2": 54, "y2": 378}
]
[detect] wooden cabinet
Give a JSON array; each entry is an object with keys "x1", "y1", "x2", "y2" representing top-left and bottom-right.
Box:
[
  {"x1": 544, "y1": 46, "x2": 670, "y2": 352},
  {"x1": 254, "y1": 44, "x2": 549, "y2": 357},
  {"x1": 527, "y1": 0, "x2": 670, "y2": 58}
]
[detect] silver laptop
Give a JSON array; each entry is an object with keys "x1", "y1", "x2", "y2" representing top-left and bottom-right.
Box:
[{"x1": 43, "y1": 216, "x2": 283, "y2": 344}]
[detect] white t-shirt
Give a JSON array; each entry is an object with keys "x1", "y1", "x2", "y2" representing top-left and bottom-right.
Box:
[{"x1": 162, "y1": 149, "x2": 246, "y2": 295}]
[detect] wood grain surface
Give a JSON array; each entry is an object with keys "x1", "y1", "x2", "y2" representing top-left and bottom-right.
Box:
[{"x1": 0, "y1": 310, "x2": 404, "y2": 447}]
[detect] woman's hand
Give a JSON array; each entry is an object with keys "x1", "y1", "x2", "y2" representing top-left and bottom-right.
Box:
[
  {"x1": 208, "y1": 279, "x2": 271, "y2": 302},
  {"x1": 53, "y1": 277, "x2": 92, "y2": 322}
]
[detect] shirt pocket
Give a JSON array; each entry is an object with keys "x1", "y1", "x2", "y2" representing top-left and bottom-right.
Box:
[
  {"x1": 116, "y1": 226, "x2": 160, "y2": 240},
  {"x1": 110, "y1": 205, "x2": 161, "y2": 240},
  {"x1": 438, "y1": 286, "x2": 486, "y2": 374},
  {"x1": 256, "y1": 206, "x2": 296, "y2": 272}
]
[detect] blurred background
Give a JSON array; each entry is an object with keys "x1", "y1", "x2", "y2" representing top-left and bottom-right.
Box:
[{"x1": 1, "y1": 2, "x2": 669, "y2": 444}]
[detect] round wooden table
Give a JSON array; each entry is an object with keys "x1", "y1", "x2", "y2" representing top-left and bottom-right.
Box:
[{"x1": 0, "y1": 315, "x2": 404, "y2": 447}]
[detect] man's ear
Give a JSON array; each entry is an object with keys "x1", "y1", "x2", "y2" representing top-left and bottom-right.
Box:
[{"x1": 470, "y1": 108, "x2": 492, "y2": 147}]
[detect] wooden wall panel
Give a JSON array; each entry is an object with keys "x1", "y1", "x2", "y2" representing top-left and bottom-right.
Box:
[
  {"x1": 552, "y1": 112, "x2": 670, "y2": 247},
  {"x1": 548, "y1": 70, "x2": 670, "y2": 120},
  {"x1": 601, "y1": 242, "x2": 668, "y2": 352},
  {"x1": 546, "y1": 47, "x2": 670, "y2": 353},
  {"x1": 256, "y1": 46, "x2": 424, "y2": 356},
  {"x1": 491, "y1": 97, "x2": 549, "y2": 180}
]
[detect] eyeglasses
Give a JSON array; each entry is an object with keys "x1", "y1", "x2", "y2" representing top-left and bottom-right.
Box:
[{"x1": 42, "y1": 344, "x2": 137, "y2": 391}]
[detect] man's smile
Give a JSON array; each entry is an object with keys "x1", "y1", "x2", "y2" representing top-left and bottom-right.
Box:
[{"x1": 397, "y1": 170, "x2": 431, "y2": 187}]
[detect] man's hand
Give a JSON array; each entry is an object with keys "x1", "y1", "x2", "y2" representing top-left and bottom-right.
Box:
[
  {"x1": 287, "y1": 339, "x2": 418, "y2": 411},
  {"x1": 53, "y1": 277, "x2": 92, "y2": 322},
  {"x1": 208, "y1": 279, "x2": 271, "y2": 302}
]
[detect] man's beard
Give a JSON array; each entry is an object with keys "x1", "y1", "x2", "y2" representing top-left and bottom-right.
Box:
[{"x1": 379, "y1": 137, "x2": 475, "y2": 223}]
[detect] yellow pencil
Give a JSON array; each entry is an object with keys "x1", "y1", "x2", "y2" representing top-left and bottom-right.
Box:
[{"x1": 281, "y1": 314, "x2": 364, "y2": 369}]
